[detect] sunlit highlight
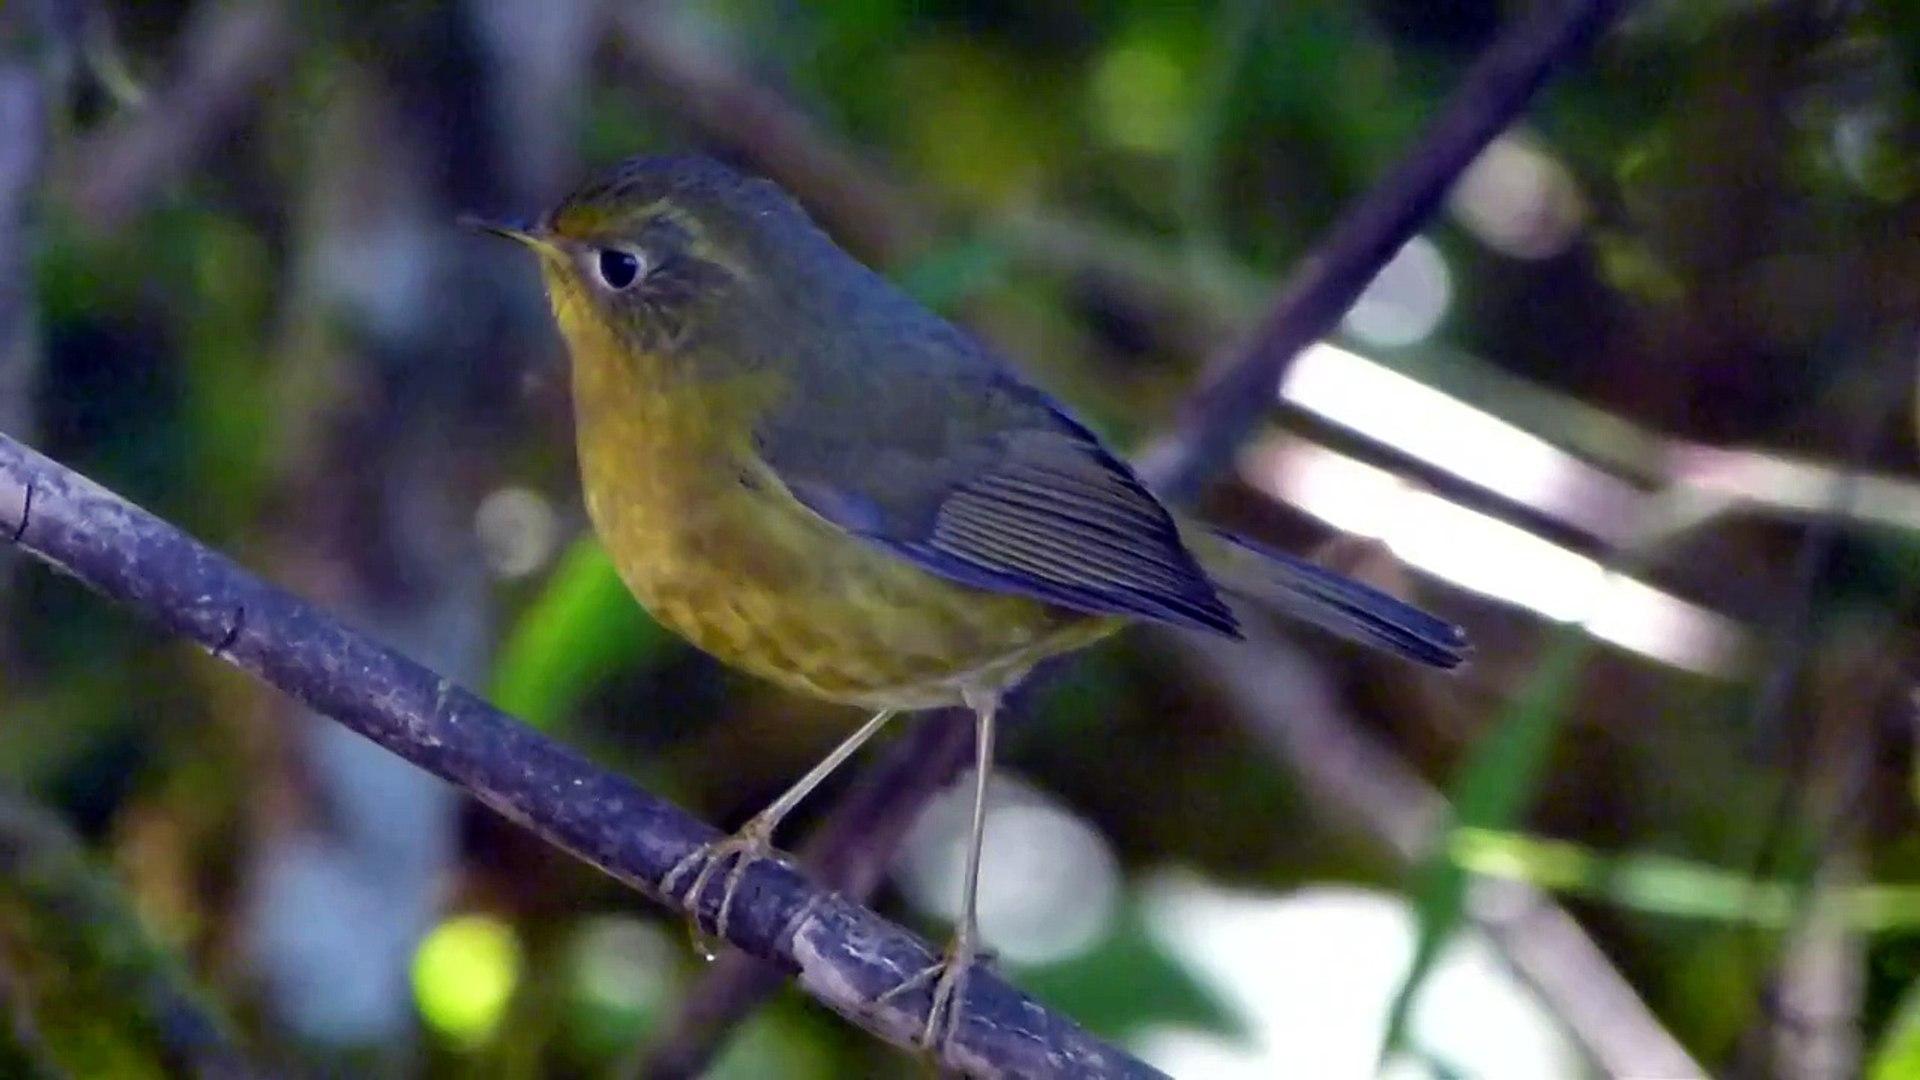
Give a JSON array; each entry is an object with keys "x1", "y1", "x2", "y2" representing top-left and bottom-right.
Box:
[
  {"x1": 1135, "y1": 879, "x2": 1577, "y2": 1078},
  {"x1": 1670, "y1": 444, "x2": 1920, "y2": 534},
  {"x1": 1280, "y1": 344, "x2": 1643, "y2": 543},
  {"x1": 1247, "y1": 438, "x2": 1744, "y2": 676}
]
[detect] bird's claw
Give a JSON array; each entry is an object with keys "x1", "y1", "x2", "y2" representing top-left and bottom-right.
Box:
[
  {"x1": 658, "y1": 822, "x2": 783, "y2": 950},
  {"x1": 877, "y1": 932, "x2": 987, "y2": 1059}
]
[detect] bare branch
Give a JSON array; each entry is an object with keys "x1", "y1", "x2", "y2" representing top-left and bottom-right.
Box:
[
  {"x1": 0, "y1": 431, "x2": 1162, "y2": 1080},
  {"x1": 0, "y1": 961, "x2": 64, "y2": 1080},
  {"x1": 0, "y1": 60, "x2": 41, "y2": 449},
  {"x1": 1134, "y1": 0, "x2": 1631, "y2": 502},
  {"x1": 610, "y1": 2, "x2": 930, "y2": 264}
]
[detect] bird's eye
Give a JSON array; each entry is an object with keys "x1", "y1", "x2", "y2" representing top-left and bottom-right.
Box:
[{"x1": 593, "y1": 248, "x2": 643, "y2": 290}]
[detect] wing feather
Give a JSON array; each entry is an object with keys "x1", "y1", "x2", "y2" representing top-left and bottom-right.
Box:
[{"x1": 759, "y1": 381, "x2": 1239, "y2": 636}]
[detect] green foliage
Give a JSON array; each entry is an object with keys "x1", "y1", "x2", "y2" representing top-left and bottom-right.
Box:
[
  {"x1": 1872, "y1": 978, "x2": 1920, "y2": 1080},
  {"x1": 1384, "y1": 632, "x2": 1592, "y2": 1060},
  {"x1": 0, "y1": 799, "x2": 240, "y2": 1077},
  {"x1": 489, "y1": 537, "x2": 677, "y2": 731},
  {"x1": 10, "y1": 0, "x2": 1920, "y2": 1074}
]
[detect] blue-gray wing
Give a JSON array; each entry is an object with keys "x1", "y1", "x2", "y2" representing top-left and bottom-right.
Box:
[{"x1": 754, "y1": 371, "x2": 1240, "y2": 638}]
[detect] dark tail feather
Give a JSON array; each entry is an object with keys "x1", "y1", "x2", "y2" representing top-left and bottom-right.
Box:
[{"x1": 1193, "y1": 529, "x2": 1469, "y2": 669}]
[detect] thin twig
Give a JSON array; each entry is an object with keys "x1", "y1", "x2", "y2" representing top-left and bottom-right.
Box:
[
  {"x1": 1167, "y1": 623, "x2": 1706, "y2": 1080},
  {"x1": 1134, "y1": 0, "x2": 1630, "y2": 503},
  {"x1": 1730, "y1": 361, "x2": 1906, "y2": 1080},
  {"x1": 0, "y1": 960, "x2": 65, "y2": 1080},
  {"x1": 0, "y1": 431, "x2": 1161, "y2": 1080},
  {"x1": 0, "y1": 55, "x2": 42, "y2": 448}
]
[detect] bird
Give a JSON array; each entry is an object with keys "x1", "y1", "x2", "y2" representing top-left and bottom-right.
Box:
[{"x1": 471, "y1": 153, "x2": 1466, "y2": 1057}]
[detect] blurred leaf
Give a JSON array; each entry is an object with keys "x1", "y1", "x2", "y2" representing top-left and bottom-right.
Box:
[
  {"x1": 1455, "y1": 828, "x2": 1920, "y2": 930},
  {"x1": 1382, "y1": 631, "x2": 1592, "y2": 1061},
  {"x1": 0, "y1": 795, "x2": 243, "y2": 1078},
  {"x1": 708, "y1": 1009, "x2": 840, "y2": 1080},
  {"x1": 489, "y1": 538, "x2": 676, "y2": 731},
  {"x1": 1872, "y1": 976, "x2": 1920, "y2": 1080},
  {"x1": 1016, "y1": 899, "x2": 1241, "y2": 1041}
]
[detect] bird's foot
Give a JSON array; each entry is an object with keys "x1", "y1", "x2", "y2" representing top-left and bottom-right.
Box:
[
  {"x1": 877, "y1": 927, "x2": 987, "y2": 1060},
  {"x1": 658, "y1": 818, "x2": 783, "y2": 957}
]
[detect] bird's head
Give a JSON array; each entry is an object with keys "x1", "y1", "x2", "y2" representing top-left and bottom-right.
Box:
[{"x1": 470, "y1": 155, "x2": 824, "y2": 362}]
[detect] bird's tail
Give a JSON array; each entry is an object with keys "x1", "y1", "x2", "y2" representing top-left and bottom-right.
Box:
[{"x1": 1188, "y1": 527, "x2": 1469, "y2": 669}]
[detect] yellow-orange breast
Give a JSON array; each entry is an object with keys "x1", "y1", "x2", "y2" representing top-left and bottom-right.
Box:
[{"x1": 563, "y1": 319, "x2": 1117, "y2": 709}]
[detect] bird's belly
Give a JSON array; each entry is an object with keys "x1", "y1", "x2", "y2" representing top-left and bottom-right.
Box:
[{"x1": 583, "y1": 464, "x2": 1114, "y2": 708}]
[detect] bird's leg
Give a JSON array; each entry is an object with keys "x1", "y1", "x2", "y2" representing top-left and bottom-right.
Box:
[
  {"x1": 661, "y1": 707, "x2": 899, "y2": 947},
  {"x1": 880, "y1": 690, "x2": 998, "y2": 1058}
]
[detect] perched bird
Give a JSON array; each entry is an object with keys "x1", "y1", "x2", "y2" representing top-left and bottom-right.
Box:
[{"x1": 473, "y1": 154, "x2": 1466, "y2": 1055}]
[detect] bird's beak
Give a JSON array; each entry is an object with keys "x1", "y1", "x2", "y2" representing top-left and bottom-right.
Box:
[{"x1": 459, "y1": 215, "x2": 560, "y2": 256}]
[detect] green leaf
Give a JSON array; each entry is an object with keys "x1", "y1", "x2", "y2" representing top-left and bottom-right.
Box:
[
  {"x1": 489, "y1": 538, "x2": 676, "y2": 731},
  {"x1": 1872, "y1": 976, "x2": 1920, "y2": 1080},
  {"x1": 1454, "y1": 828, "x2": 1920, "y2": 930},
  {"x1": 1382, "y1": 630, "x2": 1592, "y2": 1062}
]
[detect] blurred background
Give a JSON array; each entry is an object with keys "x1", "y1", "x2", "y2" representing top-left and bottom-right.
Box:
[{"x1": 3, "y1": 0, "x2": 1920, "y2": 1076}]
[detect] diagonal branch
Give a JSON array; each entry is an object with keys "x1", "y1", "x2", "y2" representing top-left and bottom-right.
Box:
[
  {"x1": 1134, "y1": 0, "x2": 1630, "y2": 502},
  {"x1": 0, "y1": 430, "x2": 1160, "y2": 1080}
]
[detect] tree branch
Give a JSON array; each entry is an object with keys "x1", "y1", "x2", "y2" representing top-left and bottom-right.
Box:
[
  {"x1": 610, "y1": 2, "x2": 930, "y2": 265},
  {"x1": 1134, "y1": 0, "x2": 1630, "y2": 502},
  {"x1": 0, "y1": 431, "x2": 1161, "y2": 1080}
]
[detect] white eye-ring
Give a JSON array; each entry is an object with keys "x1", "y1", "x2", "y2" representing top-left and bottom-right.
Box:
[{"x1": 590, "y1": 246, "x2": 644, "y2": 290}]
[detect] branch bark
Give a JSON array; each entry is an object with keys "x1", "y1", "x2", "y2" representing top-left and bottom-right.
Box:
[{"x1": 0, "y1": 431, "x2": 1161, "y2": 1080}]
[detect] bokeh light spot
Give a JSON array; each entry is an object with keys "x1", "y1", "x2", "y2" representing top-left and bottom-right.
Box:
[
  {"x1": 1343, "y1": 236, "x2": 1452, "y2": 347},
  {"x1": 475, "y1": 485, "x2": 560, "y2": 579},
  {"x1": 893, "y1": 773, "x2": 1121, "y2": 965},
  {"x1": 1448, "y1": 134, "x2": 1585, "y2": 260},
  {"x1": 412, "y1": 914, "x2": 523, "y2": 1049}
]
